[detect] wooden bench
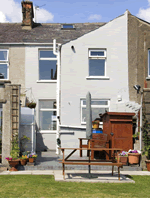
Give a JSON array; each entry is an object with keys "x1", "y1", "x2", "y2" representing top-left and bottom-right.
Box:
[{"x1": 59, "y1": 148, "x2": 123, "y2": 181}]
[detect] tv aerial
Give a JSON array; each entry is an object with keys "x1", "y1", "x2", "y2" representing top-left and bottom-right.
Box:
[{"x1": 34, "y1": 4, "x2": 46, "y2": 23}]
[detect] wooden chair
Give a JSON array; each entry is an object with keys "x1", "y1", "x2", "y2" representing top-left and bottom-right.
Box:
[{"x1": 90, "y1": 133, "x2": 110, "y2": 160}]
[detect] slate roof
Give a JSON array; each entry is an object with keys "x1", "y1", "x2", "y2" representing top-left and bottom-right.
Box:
[{"x1": 0, "y1": 22, "x2": 106, "y2": 44}]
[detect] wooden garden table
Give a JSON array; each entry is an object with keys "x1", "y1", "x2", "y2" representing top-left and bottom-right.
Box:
[{"x1": 59, "y1": 147, "x2": 123, "y2": 180}]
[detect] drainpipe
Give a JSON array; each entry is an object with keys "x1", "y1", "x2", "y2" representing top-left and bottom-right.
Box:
[
  {"x1": 140, "y1": 91, "x2": 143, "y2": 151},
  {"x1": 53, "y1": 39, "x2": 61, "y2": 154}
]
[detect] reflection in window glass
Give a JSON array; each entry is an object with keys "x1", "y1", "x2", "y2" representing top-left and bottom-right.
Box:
[
  {"x1": 39, "y1": 111, "x2": 57, "y2": 130},
  {"x1": 81, "y1": 99, "x2": 109, "y2": 123},
  {"x1": 39, "y1": 60, "x2": 57, "y2": 80},
  {"x1": 89, "y1": 59, "x2": 105, "y2": 76},
  {"x1": 0, "y1": 51, "x2": 7, "y2": 61},
  {"x1": 39, "y1": 100, "x2": 56, "y2": 109},
  {"x1": 0, "y1": 64, "x2": 7, "y2": 79},
  {"x1": 91, "y1": 51, "x2": 104, "y2": 56},
  {"x1": 40, "y1": 51, "x2": 56, "y2": 58}
]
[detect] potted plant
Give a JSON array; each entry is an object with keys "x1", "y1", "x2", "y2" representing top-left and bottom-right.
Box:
[
  {"x1": 92, "y1": 120, "x2": 99, "y2": 129},
  {"x1": 26, "y1": 101, "x2": 36, "y2": 109},
  {"x1": 128, "y1": 149, "x2": 141, "y2": 165},
  {"x1": 20, "y1": 155, "x2": 28, "y2": 166},
  {"x1": 119, "y1": 151, "x2": 128, "y2": 165},
  {"x1": 6, "y1": 137, "x2": 20, "y2": 171},
  {"x1": 28, "y1": 152, "x2": 37, "y2": 163}
]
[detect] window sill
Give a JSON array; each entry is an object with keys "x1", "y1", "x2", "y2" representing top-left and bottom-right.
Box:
[
  {"x1": 37, "y1": 80, "x2": 57, "y2": 83},
  {"x1": 0, "y1": 80, "x2": 11, "y2": 84},
  {"x1": 146, "y1": 77, "x2": 150, "y2": 80},
  {"x1": 86, "y1": 76, "x2": 110, "y2": 80}
]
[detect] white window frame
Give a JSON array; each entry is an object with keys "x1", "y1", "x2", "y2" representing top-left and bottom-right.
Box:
[
  {"x1": 87, "y1": 49, "x2": 108, "y2": 80},
  {"x1": 39, "y1": 99, "x2": 57, "y2": 133},
  {"x1": 80, "y1": 99, "x2": 110, "y2": 124},
  {"x1": 0, "y1": 49, "x2": 9, "y2": 80},
  {"x1": 38, "y1": 49, "x2": 57, "y2": 82}
]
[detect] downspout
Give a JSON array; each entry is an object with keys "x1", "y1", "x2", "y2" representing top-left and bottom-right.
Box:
[
  {"x1": 140, "y1": 91, "x2": 143, "y2": 151},
  {"x1": 53, "y1": 39, "x2": 61, "y2": 154}
]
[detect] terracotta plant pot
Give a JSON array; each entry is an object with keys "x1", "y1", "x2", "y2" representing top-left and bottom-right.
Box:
[
  {"x1": 119, "y1": 156, "x2": 128, "y2": 165},
  {"x1": 145, "y1": 160, "x2": 150, "y2": 171},
  {"x1": 20, "y1": 159, "x2": 27, "y2": 166},
  {"x1": 128, "y1": 153, "x2": 141, "y2": 164},
  {"x1": 29, "y1": 158, "x2": 34, "y2": 163},
  {"x1": 9, "y1": 160, "x2": 19, "y2": 171}
]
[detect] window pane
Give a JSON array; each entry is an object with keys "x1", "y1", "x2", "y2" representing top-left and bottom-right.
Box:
[
  {"x1": 40, "y1": 51, "x2": 56, "y2": 58},
  {"x1": 39, "y1": 111, "x2": 57, "y2": 130},
  {"x1": 83, "y1": 100, "x2": 108, "y2": 106},
  {"x1": 89, "y1": 59, "x2": 105, "y2": 76},
  {"x1": 92, "y1": 108, "x2": 109, "y2": 120},
  {"x1": 0, "y1": 51, "x2": 7, "y2": 61},
  {"x1": 39, "y1": 100, "x2": 56, "y2": 109},
  {"x1": 82, "y1": 107, "x2": 109, "y2": 122},
  {"x1": 91, "y1": 101, "x2": 108, "y2": 105},
  {"x1": 0, "y1": 64, "x2": 7, "y2": 79},
  {"x1": 91, "y1": 51, "x2": 104, "y2": 56},
  {"x1": 39, "y1": 60, "x2": 57, "y2": 80},
  {"x1": 63, "y1": 24, "x2": 74, "y2": 29}
]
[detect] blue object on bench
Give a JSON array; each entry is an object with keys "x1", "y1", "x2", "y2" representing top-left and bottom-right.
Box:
[{"x1": 92, "y1": 129, "x2": 103, "y2": 134}]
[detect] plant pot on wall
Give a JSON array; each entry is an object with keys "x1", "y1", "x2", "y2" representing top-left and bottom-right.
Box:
[
  {"x1": 128, "y1": 153, "x2": 141, "y2": 165},
  {"x1": 29, "y1": 158, "x2": 34, "y2": 163},
  {"x1": 20, "y1": 159, "x2": 27, "y2": 166},
  {"x1": 145, "y1": 160, "x2": 150, "y2": 171}
]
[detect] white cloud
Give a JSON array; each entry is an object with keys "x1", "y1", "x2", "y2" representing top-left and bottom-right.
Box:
[
  {"x1": 137, "y1": 0, "x2": 150, "y2": 22},
  {"x1": 0, "y1": 0, "x2": 54, "y2": 23},
  {"x1": 34, "y1": 7, "x2": 54, "y2": 23},
  {"x1": 0, "y1": 11, "x2": 8, "y2": 23},
  {"x1": 88, "y1": 14, "x2": 101, "y2": 21}
]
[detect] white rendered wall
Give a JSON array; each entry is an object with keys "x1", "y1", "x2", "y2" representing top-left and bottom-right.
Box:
[
  {"x1": 25, "y1": 46, "x2": 57, "y2": 151},
  {"x1": 61, "y1": 12, "x2": 128, "y2": 128}
]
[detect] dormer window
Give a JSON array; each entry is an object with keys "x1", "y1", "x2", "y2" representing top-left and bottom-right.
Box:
[{"x1": 62, "y1": 24, "x2": 75, "y2": 29}]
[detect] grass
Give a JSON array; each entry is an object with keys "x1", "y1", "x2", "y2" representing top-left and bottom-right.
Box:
[{"x1": 0, "y1": 175, "x2": 150, "y2": 198}]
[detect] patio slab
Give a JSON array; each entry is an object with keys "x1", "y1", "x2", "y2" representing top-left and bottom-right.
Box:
[{"x1": 54, "y1": 170, "x2": 135, "y2": 183}]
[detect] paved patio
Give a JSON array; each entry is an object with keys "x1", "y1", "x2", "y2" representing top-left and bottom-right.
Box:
[{"x1": 17, "y1": 150, "x2": 142, "y2": 171}]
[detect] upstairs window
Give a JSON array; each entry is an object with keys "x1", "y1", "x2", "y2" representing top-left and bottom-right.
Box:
[
  {"x1": 81, "y1": 99, "x2": 109, "y2": 124},
  {"x1": 89, "y1": 49, "x2": 106, "y2": 76},
  {"x1": 0, "y1": 49, "x2": 9, "y2": 79},
  {"x1": 39, "y1": 50, "x2": 57, "y2": 80}
]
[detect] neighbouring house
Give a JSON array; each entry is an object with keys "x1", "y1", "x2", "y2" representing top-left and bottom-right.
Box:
[{"x1": 1, "y1": 0, "x2": 150, "y2": 163}]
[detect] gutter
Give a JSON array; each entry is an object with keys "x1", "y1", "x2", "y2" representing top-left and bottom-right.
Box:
[
  {"x1": 53, "y1": 39, "x2": 61, "y2": 154},
  {"x1": 0, "y1": 42, "x2": 61, "y2": 46}
]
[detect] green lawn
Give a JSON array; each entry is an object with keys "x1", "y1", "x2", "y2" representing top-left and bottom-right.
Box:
[{"x1": 0, "y1": 175, "x2": 150, "y2": 198}]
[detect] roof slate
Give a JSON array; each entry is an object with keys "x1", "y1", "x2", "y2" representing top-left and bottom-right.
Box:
[{"x1": 0, "y1": 22, "x2": 106, "y2": 44}]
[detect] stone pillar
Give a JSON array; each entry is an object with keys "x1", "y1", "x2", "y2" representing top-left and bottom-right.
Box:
[{"x1": 2, "y1": 83, "x2": 12, "y2": 165}]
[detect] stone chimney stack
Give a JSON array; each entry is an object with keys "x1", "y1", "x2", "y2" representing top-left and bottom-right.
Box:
[{"x1": 21, "y1": 0, "x2": 34, "y2": 30}]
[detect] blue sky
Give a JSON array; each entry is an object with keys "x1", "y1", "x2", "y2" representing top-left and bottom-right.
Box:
[{"x1": 0, "y1": 0, "x2": 150, "y2": 23}]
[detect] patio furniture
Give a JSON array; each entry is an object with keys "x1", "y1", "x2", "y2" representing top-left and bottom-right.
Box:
[
  {"x1": 79, "y1": 134, "x2": 110, "y2": 160},
  {"x1": 59, "y1": 147, "x2": 123, "y2": 181}
]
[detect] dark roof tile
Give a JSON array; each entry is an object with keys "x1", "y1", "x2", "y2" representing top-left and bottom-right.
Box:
[{"x1": 0, "y1": 22, "x2": 106, "y2": 44}]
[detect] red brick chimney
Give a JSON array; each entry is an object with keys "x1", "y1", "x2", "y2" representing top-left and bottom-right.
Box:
[{"x1": 21, "y1": 0, "x2": 34, "y2": 30}]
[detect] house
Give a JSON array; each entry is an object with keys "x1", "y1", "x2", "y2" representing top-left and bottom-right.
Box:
[{"x1": 1, "y1": 0, "x2": 150, "y2": 163}]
